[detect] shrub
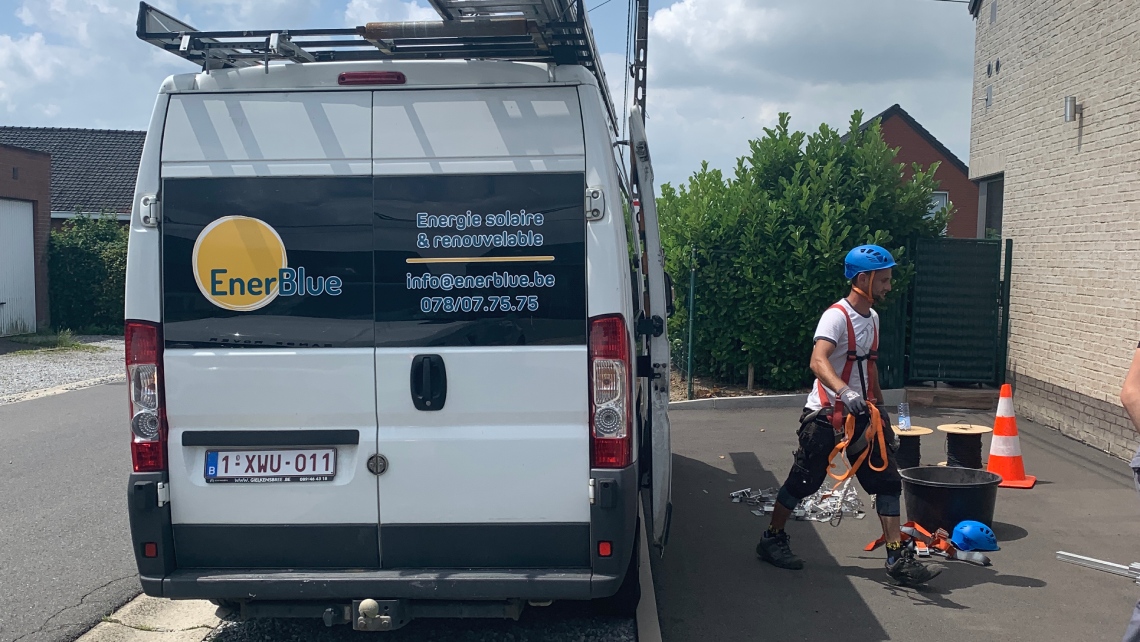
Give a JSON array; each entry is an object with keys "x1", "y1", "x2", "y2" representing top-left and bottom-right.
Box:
[
  {"x1": 660, "y1": 111, "x2": 950, "y2": 390},
  {"x1": 48, "y1": 213, "x2": 128, "y2": 334}
]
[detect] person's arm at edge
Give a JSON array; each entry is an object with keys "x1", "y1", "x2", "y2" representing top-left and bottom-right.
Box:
[{"x1": 1121, "y1": 348, "x2": 1140, "y2": 432}]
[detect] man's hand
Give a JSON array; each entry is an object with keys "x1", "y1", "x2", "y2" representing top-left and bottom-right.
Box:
[{"x1": 837, "y1": 386, "x2": 867, "y2": 415}]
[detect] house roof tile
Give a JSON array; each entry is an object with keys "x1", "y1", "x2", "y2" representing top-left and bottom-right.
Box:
[
  {"x1": 0, "y1": 126, "x2": 145, "y2": 214},
  {"x1": 843, "y1": 104, "x2": 970, "y2": 177}
]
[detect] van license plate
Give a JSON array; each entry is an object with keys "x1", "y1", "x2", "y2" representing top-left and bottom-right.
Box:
[{"x1": 204, "y1": 449, "x2": 336, "y2": 483}]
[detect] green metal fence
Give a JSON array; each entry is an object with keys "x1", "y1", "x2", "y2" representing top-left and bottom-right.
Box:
[
  {"x1": 907, "y1": 238, "x2": 1011, "y2": 385},
  {"x1": 671, "y1": 237, "x2": 1012, "y2": 395},
  {"x1": 876, "y1": 287, "x2": 909, "y2": 390}
]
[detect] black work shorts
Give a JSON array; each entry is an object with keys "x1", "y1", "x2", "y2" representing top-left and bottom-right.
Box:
[{"x1": 780, "y1": 407, "x2": 901, "y2": 500}]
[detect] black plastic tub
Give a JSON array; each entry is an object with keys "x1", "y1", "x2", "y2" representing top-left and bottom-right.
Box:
[{"x1": 900, "y1": 466, "x2": 1001, "y2": 533}]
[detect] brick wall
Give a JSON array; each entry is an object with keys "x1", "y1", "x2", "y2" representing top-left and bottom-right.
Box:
[
  {"x1": 970, "y1": 0, "x2": 1140, "y2": 460},
  {"x1": 0, "y1": 145, "x2": 52, "y2": 330},
  {"x1": 1013, "y1": 372, "x2": 1137, "y2": 459},
  {"x1": 880, "y1": 117, "x2": 980, "y2": 238}
]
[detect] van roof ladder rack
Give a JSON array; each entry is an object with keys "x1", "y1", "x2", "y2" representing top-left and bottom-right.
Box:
[{"x1": 135, "y1": 0, "x2": 615, "y2": 127}]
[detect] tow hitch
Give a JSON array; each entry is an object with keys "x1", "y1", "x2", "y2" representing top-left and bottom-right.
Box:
[
  {"x1": 351, "y1": 598, "x2": 526, "y2": 631},
  {"x1": 353, "y1": 599, "x2": 409, "y2": 631}
]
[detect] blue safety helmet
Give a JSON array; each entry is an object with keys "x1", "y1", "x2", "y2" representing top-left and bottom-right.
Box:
[
  {"x1": 844, "y1": 244, "x2": 897, "y2": 280},
  {"x1": 950, "y1": 520, "x2": 1000, "y2": 552}
]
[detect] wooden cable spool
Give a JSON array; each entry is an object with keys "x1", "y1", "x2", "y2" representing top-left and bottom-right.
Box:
[
  {"x1": 891, "y1": 425, "x2": 932, "y2": 469},
  {"x1": 936, "y1": 424, "x2": 993, "y2": 469}
]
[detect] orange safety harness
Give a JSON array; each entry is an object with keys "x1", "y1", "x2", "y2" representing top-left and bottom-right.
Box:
[
  {"x1": 864, "y1": 522, "x2": 992, "y2": 566},
  {"x1": 816, "y1": 300, "x2": 889, "y2": 483}
]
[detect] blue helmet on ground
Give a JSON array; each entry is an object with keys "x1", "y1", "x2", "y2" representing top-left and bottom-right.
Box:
[
  {"x1": 844, "y1": 244, "x2": 897, "y2": 280},
  {"x1": 950, "y1": 520, "x2": 1000, "y2": 552}
]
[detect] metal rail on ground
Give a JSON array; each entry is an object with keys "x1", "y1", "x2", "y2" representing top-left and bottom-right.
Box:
[{"x1": 1057, "y1": 551, "x2": 1140, "y2": 584}]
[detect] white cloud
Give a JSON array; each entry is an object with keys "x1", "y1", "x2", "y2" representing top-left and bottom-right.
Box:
[
  {"x1": 0, "y1": 0, "x2": 438, "y2": 128},
  {"x1": 344, "y1": 0, "x2": 437, "y2": 24},
  {"x1": 0, "y1": 32, "x2": 77, "y2": 114},
  {"x1": 641, "y1": 0, "x2": 975, "y2": 186},
  {"x1": 650, "y1": 0, "x2": 784, "y2": 55},
  {"x1": 0, "y1": 1, "x2": 183, "y2": 128},
  {"x1": 0, "y1": 1, "x2": 328, "y2": 129},
  {"x1": 15, "y1": 0, "x2": 136, "y2": 45},
  {"x1": 36, "y1": 103, "x2": 62, "y2": 118},
  {"x1": 0, "y1": 0, "x2": 975, "y2": 191},
  {"x1": 177, "y1": 0, "x2": 321, "y2": 27}
]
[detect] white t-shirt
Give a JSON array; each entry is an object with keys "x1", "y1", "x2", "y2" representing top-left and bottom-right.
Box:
[{"x1": 805, "y1": 299, "x2": 879, "y2": 411}]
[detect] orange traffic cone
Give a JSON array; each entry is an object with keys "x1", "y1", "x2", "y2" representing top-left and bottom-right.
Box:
[{"x1": 986, "y1": 384, "x2": 1036, "y2": 488}]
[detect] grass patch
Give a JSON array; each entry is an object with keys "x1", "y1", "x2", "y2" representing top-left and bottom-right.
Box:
[
  {"x1": 10, "y1": 345, "x2": 105, "y2": 356},
  {"x1": 11, "y1": 329, "x2": 79, "y2": 348},
  {"x1": 7, "y1": 330, "x2": 106, "y2": 354}
]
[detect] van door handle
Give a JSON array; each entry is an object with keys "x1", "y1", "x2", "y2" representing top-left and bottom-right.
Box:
[{"x1": 410, "y1": 354, "x2": 447, "y2": 411}]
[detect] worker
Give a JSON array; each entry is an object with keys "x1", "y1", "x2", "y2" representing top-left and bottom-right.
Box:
[
  {"x1": 755, "y1": 244, "x2": 945, "y2": 586},
  {"x1": 1117, "y1": 343, "x2": 1140, "y2": 641}
]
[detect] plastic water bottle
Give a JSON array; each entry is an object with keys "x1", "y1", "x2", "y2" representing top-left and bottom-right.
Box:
[{"x1": 897, "y1": 402, "x2": 911, "y2": 431}]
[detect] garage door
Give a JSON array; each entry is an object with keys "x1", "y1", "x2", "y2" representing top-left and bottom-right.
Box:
[{"x1": 0, "y1": 199, "x2": 37, "y2": 337}]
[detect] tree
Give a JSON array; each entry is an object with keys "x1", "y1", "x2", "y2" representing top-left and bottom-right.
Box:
[{"x1": 660, "y1": 111, "x2": 950, "y2": 390}]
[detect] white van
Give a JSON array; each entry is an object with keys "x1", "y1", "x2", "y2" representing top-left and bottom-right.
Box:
[{"x1": 125, "y1": 3, "x2": 672, "y2": 630}]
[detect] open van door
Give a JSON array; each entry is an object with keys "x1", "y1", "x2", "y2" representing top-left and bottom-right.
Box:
[{"x1": 629, "y1": 107, "x2": 672, "y2": 551}]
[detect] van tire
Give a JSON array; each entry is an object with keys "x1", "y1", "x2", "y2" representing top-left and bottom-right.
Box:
[{"x1": 591, "y1": 523, "x2": 642, "y2": 617}]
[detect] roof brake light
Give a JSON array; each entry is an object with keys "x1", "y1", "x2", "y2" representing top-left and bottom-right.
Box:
[{"x1": 338, "y1": 71, "x2": 407, "y2": 86}]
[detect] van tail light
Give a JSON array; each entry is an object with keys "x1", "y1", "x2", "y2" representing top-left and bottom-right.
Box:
[
  {"x1": 589, "y1": 314, "x2": 631, "y2": 468},
  {"x1": 126, "y1": 320, "x2": 166, "y2": 472}
]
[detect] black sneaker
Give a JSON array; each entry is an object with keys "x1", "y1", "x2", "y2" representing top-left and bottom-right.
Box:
[
  {"x1": 756, "y1": 530, "x2": 805, "y2": 570},
  {"x1": 886, "y1": 548, "x2": 945, "y2": 586}
]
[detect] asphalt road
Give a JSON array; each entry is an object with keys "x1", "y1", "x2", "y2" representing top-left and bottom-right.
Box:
[
  {"x1": 0, "y1": 382, "x2": 140, "y2": 642},
  {"x1": 655, "y1": 406, "x2": 1140, "y2": 641},
  {"x1": 14, "y1": 382, "x2": 1139, "y2": 642},
  {"x1": 0, "y1": 383, "x2": 636, "y2": 642}
]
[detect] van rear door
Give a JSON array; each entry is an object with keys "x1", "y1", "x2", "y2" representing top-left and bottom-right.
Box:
[
  {"x1": 159, "y1": 91, "x2": 379, "y2": 568},
  {"x1": 629, "y1": 107, "x2": 672, "y2": 549},
  {"x1": 370, "y1": 87, "x2": 591, "y2": 568}
]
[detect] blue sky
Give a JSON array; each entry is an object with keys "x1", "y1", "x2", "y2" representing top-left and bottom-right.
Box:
[{"x1": 0, "y1": 0, "x2": 976, "y2": 187}]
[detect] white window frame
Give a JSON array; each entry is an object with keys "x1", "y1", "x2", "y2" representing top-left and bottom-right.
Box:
[{"x1": 927, "y1": 191, "x2": 950, "y2": 219}]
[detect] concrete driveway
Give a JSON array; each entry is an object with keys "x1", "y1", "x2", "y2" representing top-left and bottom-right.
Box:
[{"x1": 653, "y1": 405, "x2": 1140, "y2": 642}]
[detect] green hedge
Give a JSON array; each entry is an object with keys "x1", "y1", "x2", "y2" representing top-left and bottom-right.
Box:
[
  {"x1": 48, "y1": 213, "x2": 128, "y2": 334},
  {"x1": 660, "y1": 111, "x2": 951, "y2": 390}
]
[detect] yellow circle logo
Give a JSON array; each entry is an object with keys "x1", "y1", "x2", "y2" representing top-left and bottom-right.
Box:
[{"x1": 192, "y1": 216, "x2": 288, "y2": 311}]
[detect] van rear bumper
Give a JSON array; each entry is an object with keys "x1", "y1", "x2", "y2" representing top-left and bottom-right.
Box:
[
  {"x1": 130, "y1": 464, "x2": 636, "y2": 602},
  {"x1": 146, "y1": 567, "x2": 618, "y2": 601}
]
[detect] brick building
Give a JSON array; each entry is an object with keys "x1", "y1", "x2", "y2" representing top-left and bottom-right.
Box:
[
  {"x1": 967, "y1": 0, "x2": 1140, "y2": 459},
  {"x1": 0, "y1": 144, "x2": 52, "y2": 334},
  {"x1": 0, "y1": 127, "x2": 145, "y2": 229},
  {"x1": 860, "y1": 105, "x2": 980, "y2": 238}
]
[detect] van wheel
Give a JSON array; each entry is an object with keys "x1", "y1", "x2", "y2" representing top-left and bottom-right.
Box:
[{"x1": 592, "y1": 527, "x2": 642, "y2": 617}]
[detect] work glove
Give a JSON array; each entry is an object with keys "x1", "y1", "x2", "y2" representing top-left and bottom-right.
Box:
[{"x1": 837, "y1": 386, "x2": 868, "y2": 416}]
